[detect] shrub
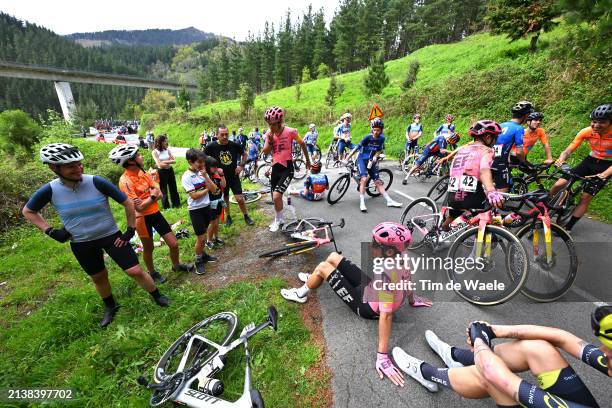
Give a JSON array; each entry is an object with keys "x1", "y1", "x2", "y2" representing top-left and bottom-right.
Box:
[{"x1": 0, "y1": 109, "x2": 41, "y2": 154}]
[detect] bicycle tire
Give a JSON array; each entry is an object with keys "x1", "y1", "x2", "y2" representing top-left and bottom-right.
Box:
[
  {"x1": 512, "y1": 177, "x2": 529, "y2": 195},
  {"x1": 154, "y1": 311, "x2": 238, "y2": 383},
  {"x1": 259, "y1": 241, "x2": 318, "y2": 258},
  {"x1": 517, "y1": 222, "x2": 578, "y2": 302},
  {"x1": 293, "y1": 159, "x2": 307, "y2": 180},
  {"x1": 427, "y1": 175, "x2": 449, "y2": 205},
  {"x1": 447, "y1": 225, "x2": 528, "y2": 306},
  {"x1": 257, "y1": 163, "x2": 272, "y2": 187},
  {"x1": 327, "y1": 174, "x2": 350, "y2": 205},
  {"x1": 366, "y1": 168, "x2": 393, "y2": 197},
  {"x1": 398, "y1": 151, "x2": 406, "y2": 167},
  {"x1": 230, "y1": 191, "x2": 261, "y2": 204},
  {"x1": 281, "y1": 217, "x2": 326, "y2": 236},
  {"x1": 402, "y1": 154, "x2": 417, "y2": 174},
  {"x1": 400, "y1": 197, "x2": 438, "y2": 249}
]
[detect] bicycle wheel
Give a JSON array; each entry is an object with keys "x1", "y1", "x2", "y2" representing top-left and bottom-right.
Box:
[
  {"x1": 398, "y1": 151, "x2": 406, "y2": 167},
  {"x1": 447, "y1": 225, "x2": 528, "y2": 306},
  {"x1": 327, "y1": 174, "x2": 350, "y2": 205},
  {"x1": 259, "y1": 241, "x2": 318, "y2": 258},
  {"x1": 154, "y1": 311, "x2": 238, "y2": 383},
  {"x1": 257, "y1": 163, "x2": 272, "y2": 187},
  {"x1": 293, "y1": 159, "x2": 307, "y2": 180},
  {"x1": 517, "y1": 222, "x2": 578, "y2": 302},
  {"x1": 366, "y1": 169, "x2": 393, "y2": 197},
  {"x1": 427, "y1": 175, "x2": 449, "y2": 205},
  {"x1": 281, "y1": 218, "x2": 326, "y2": 236},
  {"x1": 512, "y1": 177, "x2": 529, "y2": 195},
  {"x1": 230, "y1": 191, "x2": 261, "y2": 204},
  {"x1": 400, "y1": 197, "x2": 438, "y2": 250}
]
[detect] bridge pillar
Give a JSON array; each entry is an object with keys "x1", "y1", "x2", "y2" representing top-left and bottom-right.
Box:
[{"x1": 54, "y1": 81, "x2": 77, "y2": 122}]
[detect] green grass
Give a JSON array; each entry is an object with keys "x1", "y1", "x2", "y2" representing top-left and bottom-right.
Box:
[{"x1": 0, "y1": 161, "x2": 327, "y2": 407}]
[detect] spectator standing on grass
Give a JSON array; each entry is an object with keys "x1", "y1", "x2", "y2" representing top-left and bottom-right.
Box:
[
  {"x1": 152, "y1": 134, "x2": 181, "y2": 209},
  {"x1": 146, "y1": 131, "x2": 154, "y2": 150}
]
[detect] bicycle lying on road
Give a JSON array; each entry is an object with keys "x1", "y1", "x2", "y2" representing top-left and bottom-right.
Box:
[
  {"x1": 326, "y1": 155, "x2": 393, "y2": 205},
  {"x1": 138, "y1": 306, "x2": 278, "y2": 407},
  {"x1": 259, "y1": 218, "x2": 345, "y2": 258}
]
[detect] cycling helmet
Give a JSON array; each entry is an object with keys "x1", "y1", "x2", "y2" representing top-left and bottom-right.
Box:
[
  {"x1": 372, "y1": 222, "x2": 412, "y2": 254},
  {"x1": 109, "y1": 145, "x2": 139, "y2": 165},
  {"x1": 591, "y1": 305, "x2": 612, "y2": 348},
  {"x1": 447, "y1": 133, "x2": 461, "y2": 144},
  {"x1": 341, "y1": 112, "x2": 352, "y2": 120},
  {"x1": 309, "y1": 123, "x2": 316, "y2": 129},
  {"x1": 40, "y1": 143, "x2": 84, "y2": 165},
  {"x1": 469, "y1": 120, "x2": 502, "y2": 138},
  {"x1": 527, "y1": 112, "x2": 544, "y2": 121},
  {"x1": 511, "y1": 101, "x2": 534, "y2": 116},
  {"x1": 590, "y1": 104, "x2": 612, "y2": 120},
  {"x1": 264, "y1": 106, "x2": 284, "y2": 124},
  {"x1": 310, "y1": 162, "x2": 322, "y2": 173},
  {"x1": 371, "y1": 117, "x2": 384, "y2": 130},
  {"x1": 413, "y1": 113, "x2": 421, "y2": 119},
  {"x1": 445, "y1": 114, "x2": 455, "y2": 121}
]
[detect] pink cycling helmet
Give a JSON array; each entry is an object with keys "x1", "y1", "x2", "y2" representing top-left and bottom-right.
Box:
[
  {"x1": 445, "y1": 114, "x2": 455, "y2": 121},
  {"x1": 469, "y1": 120, "x2": 502, "y2": 138},
  {"x1": 264, "y1": 106, "x2": 284, "y2": 124},
  {"x1": 372, "y1": 222, "x2": 412, "y2": 253}
]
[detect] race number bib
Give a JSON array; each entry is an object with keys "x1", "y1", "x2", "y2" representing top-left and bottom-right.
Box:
[
  {"x1": 448, "y1": 176, "x2": 459, "y2": 192},
  {"x1": 493, "y1": 144, "x2": 503, "y2": 157},
  {"x1": 459, "y1": 175, "x2": 478, "y2": 192}
]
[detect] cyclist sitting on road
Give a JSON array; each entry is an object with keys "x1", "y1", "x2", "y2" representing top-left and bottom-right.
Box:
[
  {"x1": 405, "y1": 113, "x2": 424, "y2": 158},
  {"x1": 304, "y1": 123, "x2": 319, "y2": 160},
  {"x1": 280, "y1": 222, "x2": 432, "y2": 387},
  {"x1": 402, "y1": 129, "x2": 453, "y2": 184},
  {"x1": 262, "y1": 106, "x2": 311, "y2": 232},
  {"x1": 393, "y1": 305, "x2": 611, "y2": 407},
  {"x1": 336, "y1": 113, "x2": 353, "y2": 160},
  {"x1": 345, "y1": 118, "x2": 403, "y2": 212},
  {"x1": 288, "y1": 162, "x2": 329, "y2": 201},
  {"x1": 111, "y1": 145, "x2": 194, "y2": 283},
  {"x1": 204, "y1": 156, "x2": 227, "y2": 250},
  {"x1": 550, "y1": 103, "x2": 612, "y2": 231},
  {"x1": 511, "y1": 111, "x2": 554, "y2": 166}
]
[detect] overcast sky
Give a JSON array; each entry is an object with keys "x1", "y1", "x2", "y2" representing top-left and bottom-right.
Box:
[{"x1": 0, "y1": 0, "x2": 338, "y2": 40}]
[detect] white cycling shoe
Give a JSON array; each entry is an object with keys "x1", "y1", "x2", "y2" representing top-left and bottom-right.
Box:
[
  {"x1": 391, "y1": 347, "x2": 439, "y2": 393},
  {"x1": 425, "y1": 330, "x2": 464, "y2": 368},
  {"x1": 269, "y1": 220, "x2": 281, "y2": 232},
  {"x1": 280, "y1": 288, "x2": 307, "y2": 303},
  {"x1": 386, "y1": 199, "x2": 403, "y2": 207},
  {"x1": 298, "y1": 272, "x2": 310, "y2": 283},
  {"x1": 360, "y1": 201, "x2": 367, "y2": 212}
]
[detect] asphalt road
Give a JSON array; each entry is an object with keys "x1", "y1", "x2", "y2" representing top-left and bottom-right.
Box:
[{"x1": 282, "y1": 159, "x2": 611, "y2": 408}]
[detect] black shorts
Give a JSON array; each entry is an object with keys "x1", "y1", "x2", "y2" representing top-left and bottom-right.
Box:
[
  {"x1": 209, "y1": 203, "x2": 223, "y2": 221},
  {"x1": 136, "y1": 211, "x2": 172, "y2": 239},
  {"x1": 572, "y1": 156, "x2": 610, "y2": 196},
  {"x1": 447, "y1": 184, "x2": 487, "y2": 219},
  {"x1": 189, "y1": 205, "x2": 211, "y2": 236},
  {"x1": 327, "y1": 258, "x2": 378, "y2": 320},
  {"x1": 271, "y1": 162, "x2": 294, "y2": 194},
  {"x1": 492, "y1": 161, "x2": 512, "y2": 190},
  {"x1": 70, "y1": 231, "x2": 139, "y2": 276},
  {"x1": 224, "y1": 173, "x2": 243, "y2": 196}
]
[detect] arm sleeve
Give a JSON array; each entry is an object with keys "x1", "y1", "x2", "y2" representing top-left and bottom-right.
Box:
[
  {"x1": 450, "y1": 124, "x2": 456, "y2": 132},
  {"x1": 24, "y1": 183, "x2": 53, "y2": 212},
  {"x1": 435, "y1": 125, "x2": 443, "y2": 134},
  {"x1": 93, "y1": 176, "x2": 127, "y2": 203}
]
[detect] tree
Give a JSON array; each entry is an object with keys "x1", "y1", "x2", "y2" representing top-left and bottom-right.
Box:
[
  {"x1": 177, "y1": 86, "x2": 191, "y2": 111},
  {"x1": 401, "y1": 60, "x2": 420, "y2": 90},
  {"x1": 486, "y1": 0, "x2": 559, "y2": 53},
  {"x1": 325, "y1": 74, "x2": 341, "y2": 118},
  {"x1": 295, "y1": 81, "x2": 302, "y2": 102},
  {"x1": 363, "y1": 52, "x2": 389, "y2": 96},
  {"x1": 0, "y1": 109, "x2": 41, "y2": 154},
  {"x1": 317, "y1": 63, "x2": 331, "y2": 79},
  {"x1": 237, "y1": 82, "x2": 255, "y2": 119},
  {"x1": 141, "y1": 89, "x2": 176, "y2": 113},
  {"x1": 73, "y1": 99, "x2": 100, "y2": 128},
  {"x1": 301, "y1": 67, "x2": 311, "y2": 83}
]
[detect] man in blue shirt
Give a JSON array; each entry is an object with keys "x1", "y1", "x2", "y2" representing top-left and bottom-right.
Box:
[
  {"x1": 304, "y1": 123, "x2": 319, "y2": 160},
  {"x1": 435, "y1": 114, "x2": 457, "y2": 138},
  {"x1": 345, "y1": 118, "x2": 402, "y2": 212},
  {"x1": 493, "y1": 101, "x2": 533, "y2": 191},
  {"x1": 405, "y1": 113, "x2": 424, "y2": 155}
]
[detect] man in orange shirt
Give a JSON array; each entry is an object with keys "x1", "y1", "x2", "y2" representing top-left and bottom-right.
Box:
[
  {"x1": 551, "y1": 104, "x2": 612, "y2": 231},
  {"x1": 511, "y1": 112, "x2": 553, "y2": 165},
  {"x1": 109, "y1": 145, "x2": 193, "y2": 282}
]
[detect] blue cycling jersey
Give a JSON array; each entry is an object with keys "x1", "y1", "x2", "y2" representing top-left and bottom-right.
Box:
[
  {"x1": 336, "y1": 123, "x2": 351, "y2": 137},
  {"x1": 435, "y1": 123, "x2": 456, "y2": 135},
  {"x1": 357, "y1": 134, "x2": 385, "y2": 160},
  {"x1": 247, "y1": 142, "x2": 259, "y2": 160},
  {"x1": 406, "y1": 123, "x2": 423, "y2": 133},
  {"x1": 427, "y1": 135, "x2": 447, "y2": 153},
  {"x1": 494, "y1": 121, "x2": 524, "y2": 165},
  {"x1": 304, "y1": 131, "x2": 318, "y2": 145}
]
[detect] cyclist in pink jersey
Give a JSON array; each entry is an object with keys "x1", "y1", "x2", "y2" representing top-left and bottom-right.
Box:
[{"x1": 262, "y1": 106, "x2": 311, "y2": 232}]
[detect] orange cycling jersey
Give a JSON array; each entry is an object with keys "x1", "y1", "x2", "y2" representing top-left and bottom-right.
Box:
[
  {"x1": 567, "y1": 127, "x2": 612, "y2": 160},
  {"x1": 512, "y1": 127, "x2": 548, "y2": 156},
  {"x1": 119, "y1": 169, "x2": 159, "y2": 216}
]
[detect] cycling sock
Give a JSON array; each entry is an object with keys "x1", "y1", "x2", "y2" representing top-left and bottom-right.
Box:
[
  {"x1": 382, "y1": 192, "x2": 391, "y2": 201},
  {"x1": 564, "y1": 216, "x2": 581, "y2": 230},
  {"x1": 102, "y1": 294, "x2": 117, "y2": 309},
  {"x1": 450, "y1": 347, "x2": 475, "y2": 366},
  {"x1": 275, "y1": 211, "x2": 283, "y2": 223},
  {"x1": 419, "y1": 362, "x2": 453, "y2": 390},
  {"x1": 360, "y1": 194, "x2": 365, "y2": 202},
  {"x1": 149, "y1": 288, "x2": 162, "y2": 300},
  {"x1": 296, "y1": 284, "x2": 310, "y2": 297}
]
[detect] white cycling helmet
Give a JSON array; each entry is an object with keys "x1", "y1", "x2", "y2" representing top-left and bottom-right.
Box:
[
  {"x1": 309, "y1": 123, "x2": 316, "y2": 129},
  {"x1": 40, "y1": 143, "x2": 84, "y2": 165},
  {"x1": 109, "y1": 144, "x2": 139, "y2": 165},
  {"x1": 341, "y1": 112, "x2": 352, "y2": 120}
]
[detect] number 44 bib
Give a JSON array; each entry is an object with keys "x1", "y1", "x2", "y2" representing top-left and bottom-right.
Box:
[{"x1": 448, "y1": 175, "x2": 478, "y2": 193}]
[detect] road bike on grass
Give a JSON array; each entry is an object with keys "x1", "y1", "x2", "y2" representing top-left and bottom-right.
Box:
[
  {"x1": 327, "y1": 156, "x2": 393, "y2": 205},
  {"x1": 256, "y1": 159, "x2": 308, "y2": 188},
  {"x1": 138, "y1": 306, "x2": 278, "y2": 407},
  {"x1": 259, "y1": 218, "x2": 345, "y2": 258},
  {"x1": 229, "y1": 188, "x2": 270, "y2": 204}
]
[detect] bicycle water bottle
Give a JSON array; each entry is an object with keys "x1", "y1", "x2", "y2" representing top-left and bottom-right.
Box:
[
  {"x1": 286, "y1": 196, "x2": 297, "y2": 220},
  {"x1": 199, "y1": 378, "x2": 224, "y2": 396}
]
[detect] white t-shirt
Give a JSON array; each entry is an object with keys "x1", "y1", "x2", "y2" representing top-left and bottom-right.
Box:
[
  {"x1": 181, "y1": 169, "x2": 210, "y2": 210},
  {"x1": 155, "y1": 149, "x2": 171, "y2": 161}
]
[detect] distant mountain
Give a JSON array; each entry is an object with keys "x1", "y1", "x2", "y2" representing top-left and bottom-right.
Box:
[{"x1": 66, "y1": 27, "x2": 220, "y2": 47}]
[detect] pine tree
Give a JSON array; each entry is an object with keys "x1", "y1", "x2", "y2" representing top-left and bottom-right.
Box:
[
  {"x1": 363, "y1": 52, "x2": 389, "y2": 96},
  {"x1": 325, "y1": 74, "x2": 340, "y2": 118},
  {"x1": 238, "y1": 82, "x2": 255, "y2": 119}
]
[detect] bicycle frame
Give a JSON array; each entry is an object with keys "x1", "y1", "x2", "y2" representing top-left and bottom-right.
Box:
[{"x1": 290, "y1": 218, "x2": 345, "y2": 253}]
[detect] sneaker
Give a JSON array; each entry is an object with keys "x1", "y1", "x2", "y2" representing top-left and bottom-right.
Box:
[
  {"x1": 402, "y1": 179, "x2": 408, "y2": 185},
  {"x1": 154, "y1": 295, "x2": 170, "y2": 307},
  {"x1": 244, "y1": 214, "x2": 255, "y2": 226},
  {"x1": 225, "y1": 215, "x2": 233, "y2": 226},
  {"x1": 150, "y1": 271, "x2": 167, "y2": 284},
  {"x1": 298, "y1": 272, "x2": 310, "y2": 283},
  {"x1": 280, "y1": 288, "x2": 307, "y2": 303},
  {"x1": 99, "y1": 305, "x2": 120, "y2": 328},
  {"x1": 360, "y1": 201, "x2": 367, "y2": 213},
  {"x1": 172, "y1": 263, "x2": 194, "y2": 273},
  {"x1": 194, "y1": 260, "x2": 206, "y2": 275},
  {"x1": 214, "y1": 237, "x2": 225, "y2": 246},
  {"x1": 269, "y1": 220, "x2": 280, "y2": 232},
  {"x1": 425, "y1": 330, "x2": 464, "y2": 368},
  {"x1": 206, "y1": 241, "x2": 215, "y2": 250},
  {"x1": 202, "y1": 253, "x2": 218, "y2": 263},
  {"x1": 391, "y1": 347, "x2": 439, "y2": 392},
  {"x1": 387, "y1": 199, "x2": 403, "y2": 208}
]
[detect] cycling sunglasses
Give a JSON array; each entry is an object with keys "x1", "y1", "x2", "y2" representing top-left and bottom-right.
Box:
[{"x1": 591, "y1": 306, "x2": 612, "y2": 341}]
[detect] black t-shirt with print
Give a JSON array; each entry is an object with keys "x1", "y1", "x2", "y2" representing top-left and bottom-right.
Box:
[{"x1": 205, "y1": 141, "x2": 244, "y2": 175}]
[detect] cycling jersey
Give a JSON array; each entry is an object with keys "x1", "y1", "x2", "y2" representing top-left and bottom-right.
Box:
[
  {"x1": 119, "y1": 169, "x2": 159, "y2": 217},
  {"x1": 567, "y1": 126, "x2": 612, "y2": 160},
  {"x1": 336, "y1": 123, "x2": 351, "y2": 138},
  {"x1": 181, "y1": 169, "x2": 211, "y2": 210},
  {"x1": 302, "y1": 174, "x2": 329, "y2": 201},
  {"x1": 26, "y1": 175, "x2": 125, "y2": 243},
  {"x1": 494, "y1": 121, "x2": 524, "y2": 165},
  {"x1": 303, "y1": 130, "x2": 318, "y2": 145},
  {"x1": 357, "y1": 134, "x2": 385, "y2": 161},
  {"x1": 435, "y1": 123, "x2": 456, "y2": 135},
  {"x1": 512, "y1": 127, "x2": 548, "y2": 156},
  {"x1": 267, "y1": 126, "x2": 301, "y2": 167},
  {"x1": 406, "y1": 123, "x2": 423, "y2": 138},
  {"x1": 247, "y1": 142, "x2": 259, "y2": 161},
  {"x1": 428, "y1": 135, "x2": 448, "y2": 153}
]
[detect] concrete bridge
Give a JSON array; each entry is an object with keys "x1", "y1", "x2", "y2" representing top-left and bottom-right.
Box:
[{"x1": 0, "y1": 60, "x2": 197, "y2": 121}]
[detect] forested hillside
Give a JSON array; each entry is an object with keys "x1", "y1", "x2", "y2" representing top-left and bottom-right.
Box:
[{"x1": 66, "y1": 26, "x2": 219, "y2": 46}]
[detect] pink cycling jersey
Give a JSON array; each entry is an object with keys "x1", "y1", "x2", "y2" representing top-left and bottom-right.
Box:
[
  {"x1": 450, "y1": 143, "x2": 493, "y2": 179},
  {"x1": 364, "y1": 269, "x2": 410, "y2": 314},
  {"x1": 266, "y1": 126, "x2": 301, "y2": 167}
]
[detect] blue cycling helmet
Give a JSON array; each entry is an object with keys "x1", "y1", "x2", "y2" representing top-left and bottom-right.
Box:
[{"x1": 371, "y1": 118, "x2": 384, "y2": 130}]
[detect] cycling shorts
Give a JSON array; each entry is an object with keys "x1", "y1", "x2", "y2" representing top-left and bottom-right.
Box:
[
  {"x1": 327, "y1": 258, "x2": 378, "y2": 320},
  {"x1": 209, "y1": 203, "x2": 222, "y2": 221},
  {"x1": 300, "y1": 190, "x2": 324, "y2": 201},
  {"x1": 306, "y1": 143, "x2": 317, "y2": 155},
  {"x1": 517, "y1": 375, "x2": 598, "y2": 408},
  {"x1": 337, "y1": 140, "x2": 355, "y2": 155},
  {"x1": 356, "y1": 158, "x2": 380, "y2": 181},
  {"x1": 135, "y1": 211, "x2": 172, "y2": 240},
  {"x1": 572, "y1": 156, "x2": 610, "y2": 196},
  {"x1": 189, "y1": 205, "x2": 211, "y2": 236},
  {"x1": 447, "y1": 184, "x2": 486, "y2": 219},
  {"x1": 271, "y1": 162, "x2": 294, "y2": 194},
  {"x1": 70, "y1": 231, "x2": 139, "y2": 276},
  {"x1": 492, "y1": 162, "x2": 512, "y2": 190},
  {"x1": 405, "y1": 139, "x2": 419, "y2": 151},
  {"x1": 416, "y1": 147, "x2": 446, "y2": 166},
  {"x1": 223, "y1": 173, "x2": 243, "y2": 196}
]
